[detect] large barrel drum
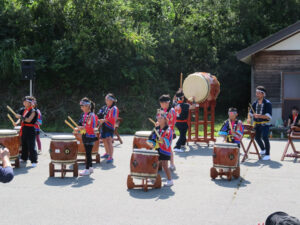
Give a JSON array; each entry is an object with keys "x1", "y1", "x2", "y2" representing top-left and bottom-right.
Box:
[
  {"x1": 130, "y1": 149, "x2": 159, "y2": 179},
  {"x1": 133, "y1": 131, "x2": 152, "y2": 149},
  {"x1": 183, "y1": 72, "x2": 220, "y2": 103},
  {"x1": 213, "y1": 143, "x2": 239, "y2": 168},
  {"x1": 0, "y1": 129, "x2": 20, "y2": 158},
  {"x1": 49, "y1": 135, "x2": 78, "y2": 163}
]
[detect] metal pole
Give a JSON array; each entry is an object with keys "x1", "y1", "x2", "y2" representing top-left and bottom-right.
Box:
[{"x1": 30, "y1": 79, "x2": 32, "y2": 96}]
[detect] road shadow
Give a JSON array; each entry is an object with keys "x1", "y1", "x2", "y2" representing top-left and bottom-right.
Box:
[
  {"x1": 13, "y1": 164, "x2": 34, "y2": 176},
  {"x1": 212, "y1": 176, "x2": 251, "y2": 188},
  {"x1": 242, "y1": 159, "x2": 282, "y2": 169},
  {"x1": 159, "y1": 170, "x2": 180, "y2": 180},
  {"x1": 99, "y1": 162, "x2": 116, "y2": 170},
  {"x1": 175, "y1": 144, "x2": 212, "y2": 158},
  {"x1": 71, "y1": 176, "x2": 95, "y2": 188},
  {"x1": 44, "y1": 176, "x2": 95, "y2": 188},
  {"x1": 128, "y1": 186, "x2": 175, "y2": 200}
]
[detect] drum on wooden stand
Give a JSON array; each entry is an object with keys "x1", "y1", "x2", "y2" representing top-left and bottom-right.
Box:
[
  {"x1": 210, "y1": 142, "x2": 240, "y2": 181},
  {"x1": 74, "y1": 128, "x2": 100, "y2": 164},
  {"x1": 132, "y1": 130, "x2": 162, "y2": 171},
  {"x1": 49, "y1": 135, "x2": 78, "y2": 178},
  {"x1": 127, "y1": 148, "x2": 161, "y2": 191},
  {"x1": 182, "y1": 72, "x2": 220, "y2": 144},
  {"x1": 0, "y1": 129, "x2": 20, "y2": 168}
]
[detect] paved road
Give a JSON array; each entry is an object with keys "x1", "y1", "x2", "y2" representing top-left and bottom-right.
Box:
[{"x1": 1, "y1": 134, "x2": 299, "y2": 225}]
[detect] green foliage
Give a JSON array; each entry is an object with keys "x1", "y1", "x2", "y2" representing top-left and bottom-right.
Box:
[{"x1": 0, "y1": 0, "x2": 300, "y2": 132}]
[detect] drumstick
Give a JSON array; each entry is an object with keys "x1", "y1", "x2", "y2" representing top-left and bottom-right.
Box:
[
  {"x1": 180, "y1": 72, "x2": 183, "y2": 89},
  {"x1": 249, "y1": 103, "x2": 255, "y2": 114},
  {"x1": 7, "y1": 114, "x2": 15, "y2": 126},
  {"x1": 7, "y1": 105, "x2": 17, "y2": 117},
  {"x1": 148, "y1": 118, "x2": 161, "y2": 139},
  {"x1": 64, "y1": 120, "x2": 75, "y2": 130},
  {"x1": 148, "y1": 118, "x2": 156, "y2": 126},
  {"x1": 67, "y1": 116, "x2": 78, "y2": 127},
  {"x1": 228, "y1": 119, "x2": 234, "y2": 133}
]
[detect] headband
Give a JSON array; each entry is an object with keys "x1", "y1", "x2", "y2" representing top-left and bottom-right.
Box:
[
  {"x1": 80, "y1": 100, "x2": 91, "y2": 106},
  {"x1": 23, "y1": 97, "x2": 34, "y2": 104},
  {"x1": 256, "y1": 88, "x2": 266, "y2": 96},
  {"x1": 106, "y1": 95, "x2": 117, "y2": 102}
]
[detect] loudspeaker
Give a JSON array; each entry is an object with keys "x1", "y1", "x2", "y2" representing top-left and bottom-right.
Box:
[{"x1": 21, "y1": 59, "x2": 35, "y2": 80}]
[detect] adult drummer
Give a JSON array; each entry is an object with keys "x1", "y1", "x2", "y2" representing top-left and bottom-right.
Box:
[
  {"x1": 15, "y1": 96, "x2": 38, "y2": 167},
  {"x1": 247, "y1": 86, "x2": 272, "y2": 160},
  {"x1": 0, "y1": 145, "x2": 14, "y2": 183}
]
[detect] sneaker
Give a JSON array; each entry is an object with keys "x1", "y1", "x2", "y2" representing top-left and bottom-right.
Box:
[
  {"x1": 169, "y1": 165, "x2": 176, "y2": 171},
  {"x1": 89, "y1": 167, "x2": 94, "y2": 174},
  {"x1": 173, "y1": 148, "x2": 181, "y2": 152},
  {"x1": 101, "y1": 153, "x2": 109, "y2": 159},
  {"x1": 262, "y1": 155, "x2": 270, "y2": 161},
  {"x1": 79, "y1": 169, "x2": 90, "y2": 176},
  {"x1": 177, "y1": 148, "x2": 185, "y2": 153},
  {"x1": 106, "y1": 157, "x2": 114, "y2": 163},
  {"x1": 31, "y1": 163, "x2": 37, "y2": 168},
  {"x1": 260, "y1": 150, "x2": 266, "y2": 155},
  {"x1": 164, "y1": 180, "x2": 174, "y2": 187}
]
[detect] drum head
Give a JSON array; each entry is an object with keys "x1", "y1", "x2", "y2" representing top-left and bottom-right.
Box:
[
  {"x1": 0, "y1": 129, "x2": 18, "y2": 136},
  {"x1": 134, "y1": 131, "x2": 152, "y2": 137},
  {"x1": 183, "y1": 72, "x2": 210, "y2": 103},
  {"x1": 51, "y1": 135, "x2": 76, "y2": 141},
  {"x1": 133, "y1": 148, "x2": 159, "y2": 156},
  {"x1": 214, "y1": 142, "x2": 239, "y2": 148}
]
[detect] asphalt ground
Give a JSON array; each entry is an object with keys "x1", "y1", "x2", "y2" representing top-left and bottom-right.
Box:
[{"x1": 1, "y1": 134, "x2": 300, "y2": 225}]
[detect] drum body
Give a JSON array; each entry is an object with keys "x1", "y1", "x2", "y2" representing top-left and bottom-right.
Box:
[
  {"x1": 74, "y1": 129, "x2": 100, "y2": 155},
  {"x1": 50, "y1": 135, "x2": 78, "y2": 163},
  {"x1": 0, "y1": 129, "x2": 20, "y2": 158},
  {"x1": 14, "y1": 126, "x2": 22, "y2": 153},
  {"x1": 183, "y1": 72, "x2": 220, "y2": 103},
  {"x1": 133, "y1": 131, "x2": 152, "y2": 149},
  {"x1": 130, "y1": 149, "x2": 159, "y2": 179},
  {"x1": 213, "y1": 143, "x2": 239, "y2": 168}
]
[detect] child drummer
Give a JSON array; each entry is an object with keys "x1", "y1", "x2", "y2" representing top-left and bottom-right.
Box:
[
  {"x1": 158, "y1": 94, "x2": 176, "y2": 171},
  {"x1": 76, "y1": 97, "x2": 98, "y2": 176},
  {"x1": 97, "y1": 93, "x2": 119, "y2": 164},
  {"x1": 15, "y1": 96, "x2": 38, "y2": 167},
  {"x1": 219, "y1": 107, "x2": 244, "y2": 147},
  {"x1": 147, "y1": 110, "x2": 174, "y2": 187}
]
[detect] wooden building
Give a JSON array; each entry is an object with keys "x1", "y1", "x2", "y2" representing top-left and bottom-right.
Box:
[{"x1": 237, "y1": 21, "x2": 300, "y2": 124}]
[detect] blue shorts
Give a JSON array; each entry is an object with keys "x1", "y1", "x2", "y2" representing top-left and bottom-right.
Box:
[{"x1": 101, "y1": 131, "x2": 114, "y2": 139}]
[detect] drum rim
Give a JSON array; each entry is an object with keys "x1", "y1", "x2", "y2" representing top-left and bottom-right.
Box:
[
  {"x1": 133, "y1": 149, "x2": 159, "y2": 155},
  {"x1": 214, "y1": 143, "x2": 239, "y2": 148},
  {"x1": 0, "y1": 129, "x2": 18, "y2": 135},
  {"x1": 51, "y1": 135, "x2": 76, "y2": 140},
  {"x1": 134, "y1": 131, "x2": 152, "y2": 136}
]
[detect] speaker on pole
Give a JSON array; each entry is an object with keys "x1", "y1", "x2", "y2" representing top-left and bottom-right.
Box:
[{"x1": 21, "y1": 59, "x2": 35, "y2": 80}]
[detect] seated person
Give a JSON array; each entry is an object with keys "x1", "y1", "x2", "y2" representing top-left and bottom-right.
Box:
[
  {"x1": 287, "y1": 106, "x2": 300, "y2": 132},
  {"x1": 0, "y1": 145, "x2": 14, "y2": 183},
  {"x1": 218, "y1": 107, "x2": 244, "y2": 147}
]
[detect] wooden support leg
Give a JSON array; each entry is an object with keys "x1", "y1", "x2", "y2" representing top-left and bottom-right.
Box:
[{"x1": 281, "y1": 139, "x2": 291, "y2": 161}]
